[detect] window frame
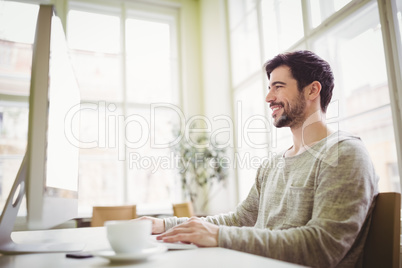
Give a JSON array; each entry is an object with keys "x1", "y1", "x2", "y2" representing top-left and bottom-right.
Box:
[{"x1": 65, "y1": 0, "x2": 182, "y2": 213}]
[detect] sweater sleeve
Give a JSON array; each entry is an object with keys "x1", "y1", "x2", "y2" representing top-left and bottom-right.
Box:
[
  {"x1": 217, "y1": 139, "x2": 378, "y2": 267},
  {"x1": 203, "y1": 164, "x2": 265, "y2": 227},
  {"x1": 164, "y1": 164, "x2": 265, "y2": 230}
]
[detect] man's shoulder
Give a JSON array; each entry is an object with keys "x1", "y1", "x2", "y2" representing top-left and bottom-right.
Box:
[
  {"x1": 325, "y1": 130, "x2": 362, "y2": 148},
  {"x1": 322, "y1": 130, "x2": 372, "y2": 162},
  {"x1": 307, "y1": 131, "x2": 368, "y2": 164}
]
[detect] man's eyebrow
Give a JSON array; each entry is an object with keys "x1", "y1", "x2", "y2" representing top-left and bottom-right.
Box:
[{"x1": 268, "y1": 81, "x2": 286, "y2": 89}]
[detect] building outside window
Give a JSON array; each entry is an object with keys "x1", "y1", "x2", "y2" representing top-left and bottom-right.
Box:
[{"x1": 0, "y1": 1, "x2": 39, "y2": 214}]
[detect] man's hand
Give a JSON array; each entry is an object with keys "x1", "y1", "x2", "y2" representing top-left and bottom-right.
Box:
[
  {"x1": 156, "y1": 217, "x2": 219, "y2": 247},
  {"x1": 135, "y1": 216, "x2": 165, "y2": 234}
]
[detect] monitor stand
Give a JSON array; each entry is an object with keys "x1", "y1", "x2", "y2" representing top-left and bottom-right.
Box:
[{"x1": 0, "y1": 154, "x2": 85, "y2": 254}]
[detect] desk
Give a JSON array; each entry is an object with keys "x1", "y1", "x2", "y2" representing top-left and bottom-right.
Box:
[{"x1": 0, "y1": 227, "x2": 305, "y2": 268}]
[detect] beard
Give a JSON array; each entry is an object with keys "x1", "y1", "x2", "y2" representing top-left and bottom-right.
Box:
[{"x1": 273, "y1": 92, "x2": 306, "y2": 128}]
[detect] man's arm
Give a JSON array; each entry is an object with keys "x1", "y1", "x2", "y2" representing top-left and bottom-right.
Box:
[
  {"x1": 218, "y1": 139, "x2": 378, "y2": 267},
  {"x1": 157, "y1": 138, "x2": 378, "y2": 267},
  {"x1": 163, "y1": 163, "x2": 265, "y2": 231},
  {"x1": 155, "y1": 164, "x2": 266, "y2": 245}
]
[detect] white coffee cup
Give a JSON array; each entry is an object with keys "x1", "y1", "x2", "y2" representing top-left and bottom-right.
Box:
[{"x1": 105, "y1": 220, "x2": 152, "y2": 254}]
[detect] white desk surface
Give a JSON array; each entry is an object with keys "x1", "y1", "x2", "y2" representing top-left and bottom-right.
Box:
[{"x1": 0, "y1": 227, "x2": 306, "y2": 268}]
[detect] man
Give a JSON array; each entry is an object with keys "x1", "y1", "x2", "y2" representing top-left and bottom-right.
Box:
[{"x1": 140, "y1": 50, "x2": 378, "y2": 267}]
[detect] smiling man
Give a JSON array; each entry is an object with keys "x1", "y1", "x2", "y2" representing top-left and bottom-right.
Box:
[{"x1": 139, "y1": 50, "x2": 379, "y2": 268}]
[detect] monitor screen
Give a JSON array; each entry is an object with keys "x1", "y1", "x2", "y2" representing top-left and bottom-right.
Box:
[{"x1": 26, "y1": 4, "x2": 81, "y2": 230}]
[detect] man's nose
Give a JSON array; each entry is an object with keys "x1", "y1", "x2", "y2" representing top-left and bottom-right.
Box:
[{"x1": 265, "y1": 90, "x2": 275, "y2": 103}]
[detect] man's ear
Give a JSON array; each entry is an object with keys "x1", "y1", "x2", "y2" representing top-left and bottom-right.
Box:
[{"x1": 306, "y1": 81, "x2": 321, "y2": 101}]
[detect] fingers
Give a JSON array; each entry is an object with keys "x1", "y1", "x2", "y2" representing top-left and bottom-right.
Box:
[
  {"x1": 157, "y1": 224, "x2": 193, "y2": 239},
  {"x1": 156, "y1": 221, "x2": 194, "y2": 242},
  {"x1": 160, "y1": 232, "x2": 199, "y2": 245},
  {"x1": 157, "y1": 225, "x2": 200, "y2": 245},
  {"x1": 156, "y1": 218, "x2": 219, "y2": 247}
]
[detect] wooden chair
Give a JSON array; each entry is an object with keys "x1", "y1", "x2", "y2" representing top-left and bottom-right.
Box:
[
  {"x1": 172, "y1": 202, "x2": 194, "y2": 218},
  {"x1": 363, "y1": 192, "x2": 401, "y2": 268},
  {"x1": 91, "y1": 205, "x2": 137, "y2": 227}
]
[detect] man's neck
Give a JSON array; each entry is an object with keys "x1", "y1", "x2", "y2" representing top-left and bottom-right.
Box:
[{"x1": 285, "y1": 111, "x2": 333, "y2": 157}]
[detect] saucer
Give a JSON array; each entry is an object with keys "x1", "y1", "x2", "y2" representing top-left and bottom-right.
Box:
[{"x1": 93, "y1": 244, "x2": 167, "y2": 262}]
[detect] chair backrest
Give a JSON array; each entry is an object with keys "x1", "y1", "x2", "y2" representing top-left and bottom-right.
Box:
[
  {"x1": 172, "y1": 202, "x2": 194, "y2": 218},
  {"x1": 91, "y1": 205, "x2": 137, "y2": 227},
  {"x1": 363, "y1": 192, "x2": 401, "y2": 268}
]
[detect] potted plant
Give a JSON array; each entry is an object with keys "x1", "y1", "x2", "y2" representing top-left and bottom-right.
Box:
[{"x1": 172, "y1": 128, "x2": 228, "y2": 214}]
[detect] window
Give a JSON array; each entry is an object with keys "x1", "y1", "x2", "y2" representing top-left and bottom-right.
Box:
[
  {"x1": 227, "y1": 0, "x2": 269, "y2": 198},
  {"x1": 226, "y1": 0, "x2": 402, "y2": 201},
  {"x1": 309, "y1": 0, "x2": 352, "y2": 28},
  {"x1": 67, "y1": 2, "x2": 180, "y2": 214},
  {"x1": 228, "y1": 0, "x2": 261, "y2": 86},
  {"x1": 233, "y1": 79, "x2": 269, "y2": 199},
  {"x1": 67, "y1": 9, "x2": 122, "y2": 102},
  {"x1": 261, "y1": 0, "x2": 304, "y2": 57},
  {"x1": 126, "y1": 18, "x2": 176, "y2": 103},
  {"x1": 313, "y1": 2, "x2": 399, "y2": 191},
  {"x1": 0, "y1": 0, "x2": 181, "y2": 216},
  {"x1": 0, "y1": 1, "x2": 40, "y2": 214}
]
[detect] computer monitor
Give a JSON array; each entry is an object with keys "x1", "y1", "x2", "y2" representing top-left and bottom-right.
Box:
[{"x1": 0, "y1": 4, "x2": 84, "y2": 253}]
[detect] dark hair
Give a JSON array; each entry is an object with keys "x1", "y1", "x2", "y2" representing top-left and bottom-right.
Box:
[{"x1": 264, "y1": 50, "x2": 334, "y2": 113}]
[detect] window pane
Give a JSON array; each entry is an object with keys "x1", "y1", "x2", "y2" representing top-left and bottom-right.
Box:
[
  {"x1": 313, "y1": 2, "x2": 400, "y2": 192},
  {"x1": 227, "y1": 0, "x2": 257, "y2": 30},
  {"x1": 0, "y1": 1, "x2": 38, "y2": 44},
  {"x1": 261, "y1": 0, "x2": 304, "y2": 55},
  {"x1": 229, "y1": 9, "x2": 260, "y2": 86},
  {"x1": 0, "y1": 2, "x2": 38, "y2": 96},
  {"x1": 0, "y1": 1, "x2": 37, "y2": 214},
  {"x1": 0, "y1": 105, "x2": 29, "y2": 214},
  {"x1": 79, "y1": 157, "x2": 124, "y2": 210},
  {"x1": 67, "y1": 10, "x2": 122, "y2": 102},
  {"x1": 77, "y1": 103, "x2": 123, "y2": 212},
  {"x1": 67, "y1": 10, "x2": 120, "y2": 53},
  {"x1": 309, "y1": 0, "x2": 352, "y2": 28},
  {"x1": 125, "y1": 106, "x2": 179, "y2": 209},
  {"x1": 0, "y1": 41, "x2": 32, "y2": 96},
  {"x1": 234, "y1": 79, "x2": 269, "y2": 200},
  {"x1": 125, "y1": 19, "x2": 175, "y2": 103},
  {"x1": 314, "y1": 3, "x2": 387, "y2": 118},
  {"x1": 339, "y1": 106, "x2": 399, "y2": 190}
]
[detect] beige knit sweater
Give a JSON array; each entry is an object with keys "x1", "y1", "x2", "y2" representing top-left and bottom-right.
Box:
[{"x1": 164, "y1": 131, "x2": 379, "y2": 267}]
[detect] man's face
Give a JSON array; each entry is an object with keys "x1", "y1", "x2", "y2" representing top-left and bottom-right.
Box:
[{"x1": 265, "y1": 65, "x2": 306, "y2": 128}]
